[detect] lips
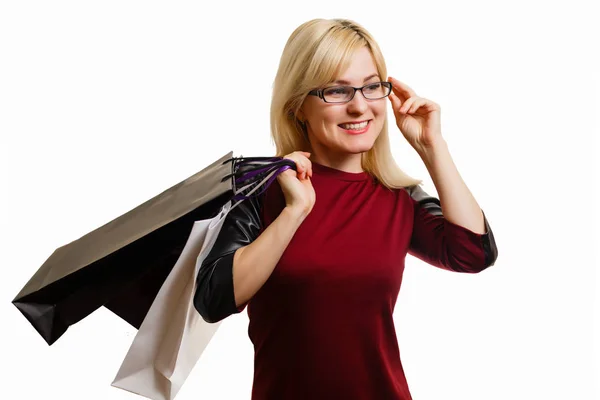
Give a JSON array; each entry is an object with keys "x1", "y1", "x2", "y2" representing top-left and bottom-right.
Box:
[
  {"x1": 338, "y1": 120, "x2": 371, "y2": 135},
  {"x1": 338, "y1": 120, "x2": 370, "y2": 130}
]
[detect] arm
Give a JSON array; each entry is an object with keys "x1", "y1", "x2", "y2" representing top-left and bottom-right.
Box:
[
  {"x1": 408, "y1": 139, "x2": 498, "y2": 273},
  {"x1": 233, "y1": 206, "x2": 304, "y2": 307},
  {"x1": 418, "y1": 138, "x2": 486, "y2": 234},
  {"x1": 194, "y1": 191, "x2": 305, "y2": 323}
]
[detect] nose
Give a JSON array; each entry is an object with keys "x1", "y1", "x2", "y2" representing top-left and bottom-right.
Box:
[{"x1": 346, "y1": 89, "x2": 369, "y2": 115}]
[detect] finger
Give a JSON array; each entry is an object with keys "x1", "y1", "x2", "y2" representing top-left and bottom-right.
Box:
[
  {"x1": 387, "y1": 77, "x2": 406, "y2": 102},
  {"x1": 388, "y1": 91, "x2": 402, "y2": 112},
  {"x1": 408, "y1": 98, "x2": 426, "y2": 114},
  {"x1": 287, "y1": 157, "x2": 301, "y2": 173},
  {"x1": 296, "y1": 160, "x2": 307, "y2": 180},
  {"x1": 389, "y1": 84, "x2": 408, "y2": 103},
  {"x1": 300, "y1": 154, "x2": 313, "y2": 178},
  {"x1": 399, "y1": 97, "x2": 416, "y2": 114},
  {"x1": 388, "y1": 76, "x2": 417, "y2": 101},
  {"x1": 286, "y1": 157, "x2": 301, "y2": 173},
  {"x1": 389, "y1": 76, "x2": 416, "y2": 97},
  {"x1": 412, "y1": 98, "x2": 439, "y2": 114}
]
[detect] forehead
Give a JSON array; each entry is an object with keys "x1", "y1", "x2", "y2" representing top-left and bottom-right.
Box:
[{"x1": 333, "y1": 47, "x2": 379, "y2": 84}]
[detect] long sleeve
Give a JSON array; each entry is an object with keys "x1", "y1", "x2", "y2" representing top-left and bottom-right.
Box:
[
  {"x1": 405, "y1": 185, "x2": 498, "y2": 273},
  {"x1": 193, "y1": 191, "x2": 264, "y2": 323}
]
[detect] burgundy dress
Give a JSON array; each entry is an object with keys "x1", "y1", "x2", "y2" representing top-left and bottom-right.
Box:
[{"x1": 194, "y1": 161, "x2": 498, "y2": 400}]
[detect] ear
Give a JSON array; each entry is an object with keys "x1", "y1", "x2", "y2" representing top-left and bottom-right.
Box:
[{"x1": 297, "y1": 108, "x2": 305, "y2": 122}]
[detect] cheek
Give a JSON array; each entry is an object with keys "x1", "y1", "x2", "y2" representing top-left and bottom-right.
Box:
[
  {"x1": 324, "y1": 107, "x2": 344, "y2": 123},
  {"x1": 307, "y1": 110, "x2": 337, "y2": 137},
  {"x1": 372, "y1": 102, "x2": 387, "y2": 117},
  {"x1": 314, "y1": 109, "x2": 343, "y2": 130},
  {"x1": 372, "y1": 104, "x2": 387, "y2": 134}
]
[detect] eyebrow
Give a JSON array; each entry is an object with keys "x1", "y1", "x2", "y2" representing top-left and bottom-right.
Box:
[{"x1": 333, "y1": 73, "x2": 380, "y2": 85}]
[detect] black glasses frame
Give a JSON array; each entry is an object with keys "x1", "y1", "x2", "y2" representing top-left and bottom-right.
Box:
[{"x1": 308, "y1": 81, "x2": 393, "y2": 104}]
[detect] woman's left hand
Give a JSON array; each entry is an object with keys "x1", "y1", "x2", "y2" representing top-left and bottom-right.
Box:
[{"x1": 387, "y1": 76, "x2": 443, "y2": 153}]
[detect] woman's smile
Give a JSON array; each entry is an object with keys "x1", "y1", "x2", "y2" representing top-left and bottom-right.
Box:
[{"x1": 338, "y1": 119, "x2": 371, "y2": 135}]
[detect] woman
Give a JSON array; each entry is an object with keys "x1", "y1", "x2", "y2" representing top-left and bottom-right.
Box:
[{"x1": 194, "y1": 18, "x2": 498, "y2": 399}]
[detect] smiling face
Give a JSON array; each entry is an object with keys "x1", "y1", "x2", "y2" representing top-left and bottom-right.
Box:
[{"x1": 300, "y1": 46, "x2": 387, "y2": 170}]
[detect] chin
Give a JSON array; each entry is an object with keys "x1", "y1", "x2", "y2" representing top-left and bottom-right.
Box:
[
  {"x1": 351, "y1": 134, "x2": 378, "y2": 150},
  {"x1": 343, "y1": 140, "x2": 375, "y2": 154}
]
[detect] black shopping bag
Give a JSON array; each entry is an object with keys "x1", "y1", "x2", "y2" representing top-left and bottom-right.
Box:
[{"x1": 12, "y1": 152, "x2": 296, "y2": 345}]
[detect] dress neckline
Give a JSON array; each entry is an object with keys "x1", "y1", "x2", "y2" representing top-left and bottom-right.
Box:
[{"x1": 311, "y1": 161, "x2": 370, "y2": 182}]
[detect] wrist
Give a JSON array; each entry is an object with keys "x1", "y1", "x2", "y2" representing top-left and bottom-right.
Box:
[
  {"x1": 283, "y1": 205, "x2": 309, "y2": 223},
  {"x1": 416, "y1": 137, "x2": 448, "y2": 164}
]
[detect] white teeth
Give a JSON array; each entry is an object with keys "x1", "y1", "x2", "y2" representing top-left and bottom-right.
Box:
[{"x1": 340, "y1": 121, "x2": 368, "y2": 130}]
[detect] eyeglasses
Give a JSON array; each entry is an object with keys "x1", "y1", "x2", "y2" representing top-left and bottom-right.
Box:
[{"x1": 308, "y1": 81, "x2": 392, "y2": 104}]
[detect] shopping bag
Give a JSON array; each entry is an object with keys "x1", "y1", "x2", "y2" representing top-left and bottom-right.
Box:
[
  {"x1": 111, "y1": 166, "x2": 285, "y2": 400},
  {"x1": 12, "y1": 152, "x2": 296, "y2": 345}
]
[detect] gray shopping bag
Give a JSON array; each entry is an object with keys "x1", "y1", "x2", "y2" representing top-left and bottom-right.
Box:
[{"x1": 12, "y1": 151, "x2": 295, "y2": 345}]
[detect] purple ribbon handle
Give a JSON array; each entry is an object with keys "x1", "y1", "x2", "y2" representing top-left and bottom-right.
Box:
[{"x1": 233, "y1": 164, "x2": 292, "y2": 201}]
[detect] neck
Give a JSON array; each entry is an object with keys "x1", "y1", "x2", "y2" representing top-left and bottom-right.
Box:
[{"x1": 308, "y1": 146, "x2": 364, "y2": 173}]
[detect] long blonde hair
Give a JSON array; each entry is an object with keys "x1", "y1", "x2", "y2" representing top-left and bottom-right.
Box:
[{"x1": 270, "y1": 18, "x2": 422, "y2": 189}]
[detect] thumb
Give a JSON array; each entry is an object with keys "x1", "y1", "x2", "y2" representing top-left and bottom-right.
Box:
[{"x1": 389, "y1": 92, "x2": 402, "y2": 112}]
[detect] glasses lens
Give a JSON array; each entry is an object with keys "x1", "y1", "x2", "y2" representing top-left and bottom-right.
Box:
[
  {"x1": 323, "y1": 86, "x2": 353, "y2": 103},
  {"x1": 363, "y1": 82, "x2": 390, "y2": 99}
]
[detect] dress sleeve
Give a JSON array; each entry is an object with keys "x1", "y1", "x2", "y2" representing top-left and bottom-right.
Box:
[
  {"x1": 193, "y1": 190, "x2": 264, "y2": 323},
  {"x1": 405, "y1": 185, "x2": 498, "y2": 273}
]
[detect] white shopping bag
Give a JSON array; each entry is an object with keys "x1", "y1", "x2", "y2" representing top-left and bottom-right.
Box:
[
  {"x1": 111, "y1": 200, "x2": 231, "y2": 400},
  {"x1": 111, "y1": 166, "x2": 280, "y2": 400}
]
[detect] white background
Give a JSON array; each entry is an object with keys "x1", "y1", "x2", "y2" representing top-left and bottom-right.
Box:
[{"x1": 1, "y1": 1, "x2": 598, "y2": 399}]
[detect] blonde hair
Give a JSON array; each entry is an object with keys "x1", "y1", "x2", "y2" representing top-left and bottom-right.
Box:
[{"x1": 270, "y1": 18, "x2": 422, "y2": 189}]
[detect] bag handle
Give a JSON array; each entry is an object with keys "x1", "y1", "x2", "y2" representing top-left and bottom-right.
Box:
[{"x1": 229, "y1": 166, "x2": 285, "y2": 212}]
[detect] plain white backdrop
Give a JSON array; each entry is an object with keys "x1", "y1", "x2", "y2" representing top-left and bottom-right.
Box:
[{"x1": 1, "y1": 1, "x2": 598, "y2": 399}]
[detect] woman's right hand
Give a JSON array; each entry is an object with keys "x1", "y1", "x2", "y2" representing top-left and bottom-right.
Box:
[{"x1": 277, "y1": 151, "x2": 316, "y2": 218}]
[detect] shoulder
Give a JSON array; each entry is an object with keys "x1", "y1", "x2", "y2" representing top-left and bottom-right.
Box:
[
  {"x1": 399, "y1": 184, "x2": 442, "y2": 216},
  {"x1": 399, "y1": 184, "x2": 428, "y2": 200},
  {"x1": 388, "y1": 184, "x2": 443, "y2": 217}
]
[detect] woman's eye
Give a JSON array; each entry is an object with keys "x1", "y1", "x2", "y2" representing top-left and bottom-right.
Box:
[
  {"x1": 364, "y1": 83, "x2": 382, "y2": 93},
  {"x1": 325, "y1": 87, "x2": 350, "y2": 96}
]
